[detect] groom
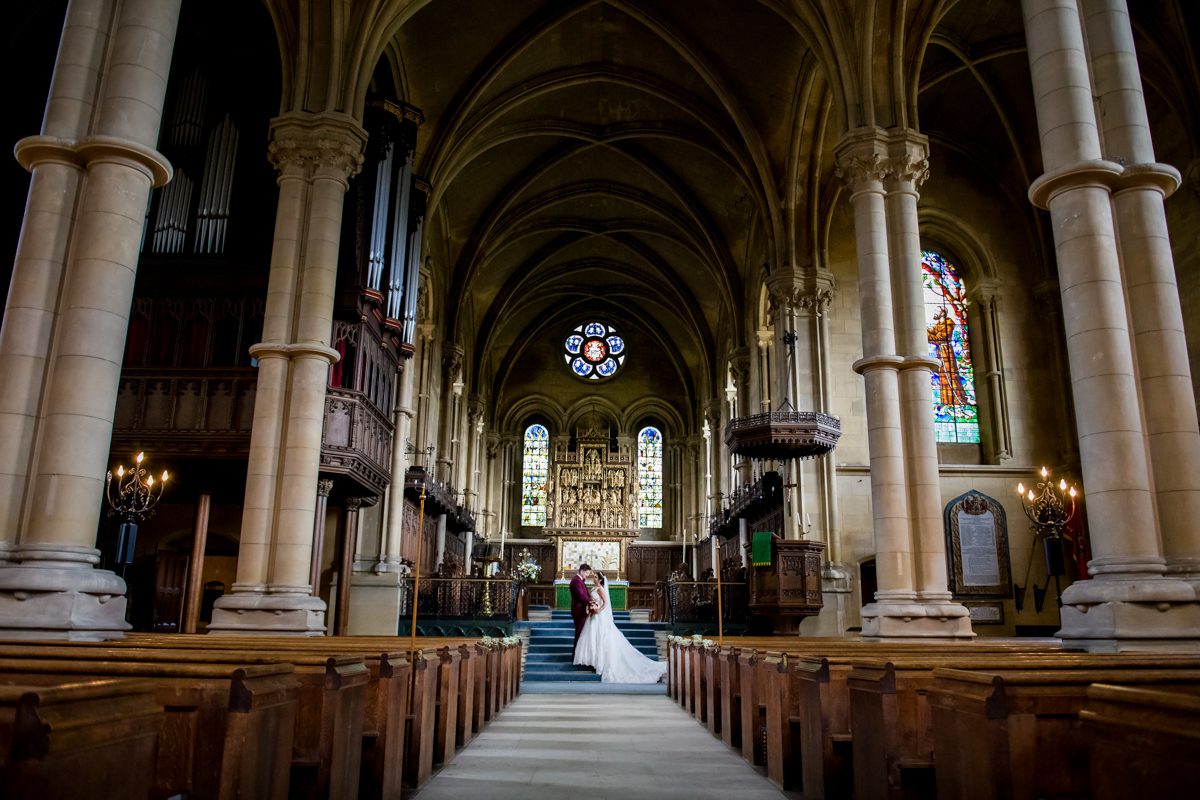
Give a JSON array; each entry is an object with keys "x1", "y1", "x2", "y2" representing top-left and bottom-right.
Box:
[{"x1": 569, "y1": 563, "x2": 596, "y2": 656}]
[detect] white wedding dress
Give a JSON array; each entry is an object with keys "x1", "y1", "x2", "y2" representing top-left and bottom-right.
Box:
[{"x1": 573, "y1": 584, "x2": 667, "y2": 683}]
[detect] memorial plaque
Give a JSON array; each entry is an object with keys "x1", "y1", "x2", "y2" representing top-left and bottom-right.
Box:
[
  {"x1": 944, "y1": 489, "x2": 1011, "y2": 597},
  {"x1": 965, "y1": 601, "x2": 1004, "y2": 625}
]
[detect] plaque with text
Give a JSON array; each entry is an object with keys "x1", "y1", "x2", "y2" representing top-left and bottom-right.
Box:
[{"x1": 944, "y1": 489, "x2": 1010, "y2": 597}]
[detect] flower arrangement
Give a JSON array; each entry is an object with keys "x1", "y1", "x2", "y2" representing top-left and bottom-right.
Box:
[{"x1": 514, "y1": 559, "x2": 541, "y2": 584}]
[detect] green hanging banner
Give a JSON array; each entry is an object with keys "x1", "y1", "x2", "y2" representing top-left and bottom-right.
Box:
[{"x1": 751, "y1": 531, "x2": 775, "y2": 567}]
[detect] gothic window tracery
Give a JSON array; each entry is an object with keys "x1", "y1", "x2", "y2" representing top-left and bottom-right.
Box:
[
  {"x1": 564, "y1": 321, "x2": 625, "y2": 380},
  {"x1": 638, "y1": 426, "x2": 663, "y2": 528},
  {"x1": 923, "y1": 250, "x2": 979, "y2": 443},
  {"x1": 521, "y1": 423, "x2": 550, "y2": 526}
]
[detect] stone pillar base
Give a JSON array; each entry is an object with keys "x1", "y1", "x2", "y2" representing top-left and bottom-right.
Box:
[
  {"x1": 1057, "y1": 576, "x2": 1200, "y2": 646},
  {"x1": 860, "y1": 599, "x2": 975, "y2": 638},
  {"x1": 208, "y1": 591, "x2": 327, "y2": 635},
  {"x1": 0, "y1": 562, "x2": 130, "y2": 640},
  {"x1": 341, "y1": 572, "x2": 406, "y2": 635},
  {"x1": 799, "y1": 563, "x2": 854, "y2": 637}
]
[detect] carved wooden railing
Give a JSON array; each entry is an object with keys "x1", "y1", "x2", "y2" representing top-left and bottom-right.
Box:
[
  {"x1": 321, "y1": 386, "x2": 393, "y2": 494},
  {"x1": 627, "y1": 585, "x2": 656, "y2": 611},
  {"x1": 112, "y1": 367, "x2": 256, "y2": 456},
  {"x1": 524, "y1": 584, "x2": 555, "y2": 608},
  {"x1": 666, "y1": 580, "x2": 749, "y2": 626}
]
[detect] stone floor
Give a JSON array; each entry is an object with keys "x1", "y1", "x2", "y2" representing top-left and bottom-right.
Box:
[{"x1": 411, "y1": 693, "x2": 792, "y2": 799}]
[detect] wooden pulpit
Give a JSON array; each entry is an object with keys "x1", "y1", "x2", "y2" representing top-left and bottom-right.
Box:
[{"x1": 746, "y1": 538, "x2": 825, "y2": 633}]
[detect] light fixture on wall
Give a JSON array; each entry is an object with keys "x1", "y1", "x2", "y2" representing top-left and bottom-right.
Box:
[
  {"x1": 1013, "y1": 466, "x2": 1080, "y2": 612},
  {"x1": 104, "y1": 451, "x2": 169, "y2": 577}
]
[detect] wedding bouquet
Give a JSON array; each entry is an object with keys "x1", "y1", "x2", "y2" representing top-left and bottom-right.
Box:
[{"x1": 514, "y1": 560, "x2": 541, "y2": 583}]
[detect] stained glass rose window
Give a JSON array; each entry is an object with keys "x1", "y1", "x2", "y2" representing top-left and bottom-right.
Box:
[{"x1": 564, "y1": 321, "x2": 625, "y2": 380}]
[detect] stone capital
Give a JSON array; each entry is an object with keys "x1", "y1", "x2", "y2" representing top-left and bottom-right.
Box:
[
  {"x1": 835, "y1": 127, "x2": 931, "y2": 194},
  {"x1": 969, "y1": 279, "x2": 1000, "y2": 307},
  {"x1": 317, "y1": 477, "x2": 335, "y2": 498},
  {"x1": 765, "y1": 268, "x2": 836, "y2": 318},
  {"x1": 267, "y1": 111, "x2": 368, "y2": 186},
  {"x1": 442, "y1": 343, "x2": 465, "y2": 382},
  {"x1": 728, "y1": 347, "x2": 752, "y2": 386}
]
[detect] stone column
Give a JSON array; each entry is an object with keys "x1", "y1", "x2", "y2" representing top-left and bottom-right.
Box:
[
  {"x1": 382, "y1": 360, "x2": 416, "y2": 569},
  {"x1": 209, "y1": 112, "x2": 368, "y2": 635},
  {"x1": 434, "y1": 514, "x2": 448, "y2": 569},
  {"x1": 483, "y1": 432, "x2": 500, "y2": 538},
  {"x1": 882, "y1": 130, "x2": 962, "y2": 613},
  {"x1": 182, "y1": 493, "x2": 212, "y2": 634},
  {"x1": 309, "y1": 478, "x2": 335, "y2": 594},
  {"x1": 836, "y1": 129, "x2": 971, "y2": 637},
  {"x1": 755, "y1": 329, "x2": 773, "y2": 412},
  {"x1": 0, "y1": 0, "x2": 180, "y2": 639},
  {"x1": 437, "y1": 345, "x2": 464, "y2": 486},
  {"x1": 729, "y1": 348, "x2": 752, "y2": 488},
  {"x1": 703, "y1": 401, "x2": 722, "y2": 531},
  {"x1": 969, "y1": 282, "x2": 1013, "y2": 462},
  {"x1": 333, "y1": 497, "x2": 365, "y2": 636},
  {"x1": 1022, "y1": 0, "x2": 1195, "y2": 643},
  {"x1": 1083, "y1": 0, "x2": 1200, "y2": 588}
]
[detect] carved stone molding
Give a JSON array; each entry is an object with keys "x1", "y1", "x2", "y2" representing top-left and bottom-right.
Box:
[{"x1": 267, "y1": 111, "x2": 368, "y2": 185}]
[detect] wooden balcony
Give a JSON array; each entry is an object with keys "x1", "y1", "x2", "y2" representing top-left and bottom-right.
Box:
[
  {"x1": 112, "y1": 367, "x2": 256, "y2": 457},
  {"x1": 320, "y1": 387, "x2": 394, "y2": 495}
]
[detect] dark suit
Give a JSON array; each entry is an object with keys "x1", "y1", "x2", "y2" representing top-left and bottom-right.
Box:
[{"x1": 569, "y1": 573, "x2": 592, "y2": 653}]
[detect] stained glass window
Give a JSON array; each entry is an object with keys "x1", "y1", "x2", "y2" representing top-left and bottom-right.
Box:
[
  {"x1": 923, "y1": 251, "x2": 979, "y2": 443},
  {"x1": 564, "y1": 321, "x2": 625, "y2": 380},
  {"x1": 521, "y1": 423, "x2": 550, "y2": 526},
  {"x1": 637, "y1": 426, "x2": 663, "y2": 528}
]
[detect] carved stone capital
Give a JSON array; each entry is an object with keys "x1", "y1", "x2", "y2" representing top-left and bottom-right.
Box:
[
  {"x1": 835, "y1": 127, "x2": 931, "y2": 193},
  {"x1": 442, "y1": 343, "x2": 465, "y2": 382},
  {"x1": 317, "y1": 478, "x2": 335, "y2": 498},
  {"x1": 703, "y1": 399, "x2": 722, "y2": 429},
  {"x1": 468, "y1": 394, "x2": 486, "y2": 421},
  {"x1": 765, "y1": 268, "x2": 836, "y2": 318},
  {"x1": 267, "y1": 111, "x2": 368, "y2": 186},
  {"x1": 970, "y1": 279, "x2": 1000, "y2": 308},
  {"x1": 728, "y1": 347, "x2": 752, "y2": 386}
]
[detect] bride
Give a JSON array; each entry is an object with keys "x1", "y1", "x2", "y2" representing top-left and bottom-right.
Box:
[{"x1": 573, "y1": 571, "x2": 667, "y2": 683}]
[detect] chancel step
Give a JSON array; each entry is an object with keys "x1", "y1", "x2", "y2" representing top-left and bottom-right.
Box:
[{"x1": 520, "y1": 610, "x2": 668, "y2": 683}]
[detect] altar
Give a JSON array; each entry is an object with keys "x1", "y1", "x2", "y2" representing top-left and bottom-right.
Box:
[{"x1": 543, "y1": 418, "x2": 640, "y2": 610}]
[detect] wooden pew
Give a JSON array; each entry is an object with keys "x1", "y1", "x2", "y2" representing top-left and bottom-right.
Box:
[
  {"x1": 0, "y1": 635, "x2": 520, "y2": 795},
  {"x1": 928, "y1": 664, "x2": 1200, "y2": 800},
  {"x1": 64, "y1": 633, "x2": 512, "y2": 790},
  {"x1": 433, "y1": 647, "x2": 460, "y2": 767},
  {"x1": 0, "y1": 644, "x2": 368, "y2": 800},
  {"x1": 674, "y1": 636, "x2": 1064, "y2": 793},
  {"x1": 0, "y1": 679, "x2": 163, "y2": 800},
  {"x1": 406, "y1": 649, "x2": 438, "y2": 789},
  {"x1": 1080, "y1": 683, "x2": 1200, "y2": 800},
  {"x1": 718, "y1": 646, "x2": 742, "y2": 749},
  {"x1": 0, "y1": 658, "x2": 298, "y2": 799}
]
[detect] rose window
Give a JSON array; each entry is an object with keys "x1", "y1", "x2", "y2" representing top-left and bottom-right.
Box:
[{"x1": 564, "y1": 321, "x2": 625, "y2": 380}]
